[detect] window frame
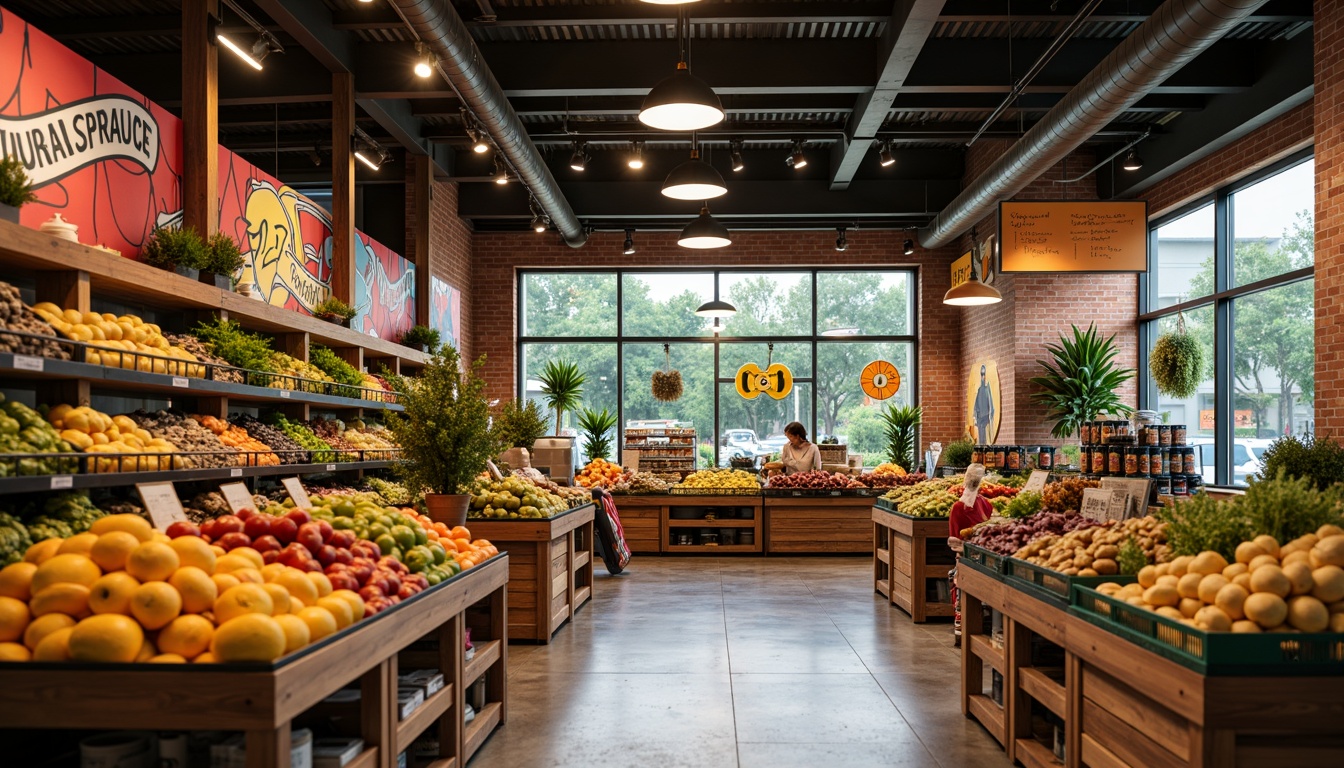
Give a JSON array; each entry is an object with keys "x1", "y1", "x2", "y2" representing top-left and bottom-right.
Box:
[{"x1": 1138, "y1": 149, "x2": 1315, "y2": 487}]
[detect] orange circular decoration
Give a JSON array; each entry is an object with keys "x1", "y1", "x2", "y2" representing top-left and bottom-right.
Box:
[{"x1": 861, "y1": 360, "x2": 900, "y2": 400}]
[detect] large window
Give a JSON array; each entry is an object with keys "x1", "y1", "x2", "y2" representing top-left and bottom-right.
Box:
[
  {"x1": 519, "y1": 269, "x2": 918, "y2": 467},
  {"x1": 1142, "y1": 153, "x2": 1314, "y2": 486}
]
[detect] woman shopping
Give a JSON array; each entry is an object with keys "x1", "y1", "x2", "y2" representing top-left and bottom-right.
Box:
[
  {"x1": 771, "y1": 421, "x2": 822, "y2": 476},
  {"x1": 947, "y1": 463, "x2": 993, "y2": 645}
]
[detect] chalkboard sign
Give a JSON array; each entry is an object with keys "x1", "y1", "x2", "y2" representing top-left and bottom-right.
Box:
[{"x1": 999, "y1": 201, "x2": 1147, "y2": 273}]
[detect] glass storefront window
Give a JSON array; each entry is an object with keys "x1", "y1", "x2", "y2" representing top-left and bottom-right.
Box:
[
  {"x1": 1152, "y1": 204, "x2": 1214, "y2": 312},
  {"x1": 1232, "y1": 159, "x2": 1314, "y2": 287},
  {"x1": 621, "y1": 273, "x2": 714, "y2": 337},
  {"x1": 816, "y1": 271, "x2": 913, "y2": 337},
  {"x1": 718, "y1": 272, "x2": 812, "y2": 336},
  {"x1": 816, "y1": 342, "x2": 914, "y2": 465},
  {"x1": 521, "y1": 273, "x2": 617, "y2": 337}
]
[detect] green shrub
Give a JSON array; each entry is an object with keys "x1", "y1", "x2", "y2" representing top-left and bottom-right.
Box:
[
  {"x1": 203, "y1": 231, "x2": 245, "y2": 277},
  {"x1": 1259, "y1": 434, "x2": 1344, "y2": 491},
  {"x1": 0, "y1": 155, "x2": 37, "y2": 208},
  {"x1": 143, "y1": 226, "x2": 207, "y2": 271}
]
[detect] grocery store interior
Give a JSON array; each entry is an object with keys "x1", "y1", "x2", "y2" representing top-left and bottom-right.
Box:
[{"x1": 0, "y1": 1, "x2": 1342, "y2": 767}]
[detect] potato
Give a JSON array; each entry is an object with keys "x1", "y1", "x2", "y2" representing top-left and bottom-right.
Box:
[
  {"x1": 1231, "y1": 620, "x2": 1262, "y2": 633},
  {"x1": 1094, "y1": 545, "x2": 1120, "y2": 560},
  {"x1": 1215, "y1": 583, "x2": 1249, "y2": 620},
  {"x1": 1097, "y1": 582, "x2": 1124, "y2": 596},
  {"x1": 1248, "y1": 554, "x2": 1280, "y2": 571},
  {"x1": 1078, "y1": 568, "x2": 1099, "y2": 577},
  {"x1": 1310, "y1": 536, "x2": 1344, "y2": 569},
  {"x1": 1309, "y1": 566, "x2": 1344, "y2": 603},
  {"x1": 1178, "y1": 598, "x2": 1202, "y2": 619},
  {"x1": 1178, "y1": 572, "x2": 1205, "y2": 599},
  {"x1": 1155, "y1": 606, "x2": 1185, "y2": 621},
  {"x1": 1222, "y1": 562, "x2": 1249, "y2": 579},
  {"x1": 1195, "y1": 605, "x2": 1233, "y2": 631},
  {"x1": 1143, "y1": 584, "x2": 1180, "y2": 608},
  {"x1": 1168, "y1": 555, "x2": 1194, "y2": 576},
  {"x1": 1137, "y1": 565, "x2": 1159, "y2": 589},
  {"x1": 1235, "y1": 541, "x2": 1268, "y2": 565},
  {"x1": 1190, "y1": 551, "x2": 1229, "y2": 576},
  {"x1": 1286, "y1": 596, "x2": 1329, "y2": 633},
  {"x1": 1282, "y1": 562, "x2": 1314, "y2": 596},
  {"x1": 1250, "y1": 565, "x2": 1292, "y2": 599},
  {"x1": 1244, "y1": 592, "x2": 1288, "y2": 629},
  {"x1": 1197, "y1": 574, "x2": 1230, "y2": 604}
]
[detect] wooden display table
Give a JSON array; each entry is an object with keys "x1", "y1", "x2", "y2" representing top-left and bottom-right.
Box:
[
  {"x1": 605, "y1": 494, "x2": 664, "y2": 553},
  {"x1": 764, "y1": 494, "x2": 871, "y2": 554},
  {"x1": 0, "y1": 555, "x2": 509, "y2": 768},
  {"x1": 872, "y1": 507, "x2": 955, "y2": 622},
  {"x1": 664, "y1": 494, "x2": 764, "y2": 554},
  {"x1": 957, "y1": 561, "x2": 1344, "y2": 768},
  {"x1": 466, "y1": 504, "x2": 595, "y2": 643}
]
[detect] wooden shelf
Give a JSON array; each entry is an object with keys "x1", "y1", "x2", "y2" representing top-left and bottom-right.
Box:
[
  {"x1": 463, "y1": 701, "x2": 503, "y2": 761},
  {"x1": 0, "y1": 460, "x2": 394, "y2": 493},
  {"x1": 967, "y1": 694, "x2": 1006, "y2": 746},
  {"x1": 424, "y1": 758, "x2": 458, "y2": 768},
  {"x1": 1015, "y1": 737, "x2": 1062, "y2": 768},
  {"x1": 969, "y1": 635, "x2": 1005, "y2": 674},
  {"x1": 876, "y1": 547, "x2": 890, "y2": 564},
  {"x1": 666, "y1": 544, "x2": 758, "y2": 553},
  {"x1": 396, "y1": 683, "x2": 456, "y2": 753},
  {"x1": 464, "y1": 639, "x2": 502, "y2": 685},
  {"x1": 1018, "y1": 667, "x2": 1066, "y2": 719},
  {"x1": 666, "y1": 518, "x2": 758, "y2": 528},
  {"x1": 346, "y1": 746, "x2": 379, "y2": 768}
]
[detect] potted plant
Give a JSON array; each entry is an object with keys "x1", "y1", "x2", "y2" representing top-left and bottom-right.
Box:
[
  {"x1": 399, "y1": 324, "x2": 441, "y2": 353},
  {"x1": 313, "y1": 296, "x2": 357, "y2": 326},
  {"x1": 491, "y1": 397, "x2": 550, "y2": 468},
  {"x1": 201, "y1": 231, "x2": 246, "y2": 290},
  {"x1": 577, "y1": 407, "x2": 618, "y2": 462},
  {"x1": 537, "y1": 359, "x2": 585, "y2": 435},
  {"x1": 385, "y1": 344, "x2": 498, "y2": 526},
  {"x1": 142, "y1": 225, "x2": 208, "y2": 278},
  {"x1": 880, "y1": 403, "x2": 922, "y2": 472},
  {"x1": 0, "y1": 155, "x2": 37, "y2": 224},
  {"x1": 1029, "y1": 323, "x2": 1134, "y2": 445}
]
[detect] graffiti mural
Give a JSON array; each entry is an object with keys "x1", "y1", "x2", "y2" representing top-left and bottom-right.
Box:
[
  {"x1": 429, "y1": 276, "x2": 462, "y2": 351},
  {"x1": 354, "y1": 234, "x2": 415, "y2": 341}
]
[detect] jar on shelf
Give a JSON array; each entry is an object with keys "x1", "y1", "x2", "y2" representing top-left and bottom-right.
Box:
[
  {"x1": 1037, "y1": 446, "x2": 1054, "y2": 470},
  {"x1": 971, "y1": 446, "x2": 985, "y2": 466},
  {"x1": 1158, "y1": 425, "x2": 1172, "y2": 446},
  {"x1": 1091, "y1": 446, "x2": 1107, "y2": 476},
  {"x1": 1172, "y1": 424, "x2": 1188, "y2": 445}
]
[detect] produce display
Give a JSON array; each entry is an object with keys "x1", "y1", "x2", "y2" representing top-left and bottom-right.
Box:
[
  {"x1": 341, "y1": 420, "x2": 399, "y2": 452},
  {"x1": 126, "y1": 410, "x2": 237, "y2": 469},
  {"x1": 31, "y1": 303, "x2": 205, "y2": 376},
  {"x1": 674, "y1": 469, "x2": 760, "y2": 492},
  {"x1": 468, "y1": 475, "x2": 570, "y2": 519},
  {"x1": 857, "y1": 471, "x2": 925, "y2": 489},
  {"x1": 964, "y1": 511, "x2": 1099, "y2": 554},
  {"x1": 880, "y1": 476, "x2": 963, "y2": 518},
  {"x1": 46, "y1": 406, "x2": 182, "y2": 472},
  {"x1": 872, "y1": 462, "x2": 908, "y2": 476},
  {"x1": 1040, "y1": 476, "x2": 1101, "y2": 515},
  {"x1": 0, "y1": 281, "x2": 69, "y2": 360},
  {"x1": 948, "y1": 481, "x2": 1019, "y2": 500},
  {"x1": 191, "y1": 415, "x2": 280, "y2": 466},
  {"x1": 308, "y1": 345, "x2": 366, "y2": 398},
  {"x1": 270, "y1": 352, "x2": 334, "y2": 393},
  {"x1": 306, "y1": 417, "x2": 362, "y2": 460},
  {"x1": 0, "y1": 512, "x2": 33, "y2": 566},
  {"x1": 364, "y1": 477, "x2": 415, "y2": 506},
  {"x1": 575, "y1": 458, "x2": 623, "y2": 488},
  {"x1": 0, "y1": 493, "x2": 105, "y2": 566},
  {"x1": 230, "y1": 415, "x2": 307, "y2": 465},
  {"x1": 1093, "y1": 525, "x2": 1344, "y2": 633},
  {"x1": 511, "y1": 469, "x2": 592, "y2": 505},
  {"x1": 1001, "y1": 490, "x2": 1042, "y2": 519},
  {"x1": 191, "y1": 318, "x2": 276, "y2": 377},
  {"x1": 165, "y1": 334, "x2": 243, "y2": 384},
  {"x1": 607, "y1": 472, "x2": 672, "y2": 494},
  {"x1": 0, "y1": 396, "x2": 77, "y2": 476},
  {"x1": 767, "y1": 470, "x2": 865, "y2": 490},
  {"x1": 1014, "y1": 517, "x2": 1171, "y2": 575},
  {"x1": 265, "y1": 414, "x2": 335, "y2": 462}
]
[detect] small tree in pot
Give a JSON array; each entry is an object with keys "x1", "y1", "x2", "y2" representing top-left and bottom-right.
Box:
[
  {"x1": 491, "y1": 397, "x2": 550, "y2": 468},
  {"x1": 143, "y1": 225, "x2": 208, "y2": 278},
  {"x1": 0, "y1": 155, "x2": 37, "y2": 223},
  {"x1": 385, "y1": 344, "x2": 499, "y2": 526},
  {"x1": 202, "y1": 232, "x2": 246, "y2": 290},
  {"x1": 1030, "y1": 323, "x2": 1134, "y2": 443}
]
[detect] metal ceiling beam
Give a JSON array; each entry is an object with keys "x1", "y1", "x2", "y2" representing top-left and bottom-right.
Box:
[{"x1": 830, "y1": 0, "x2": 947, "y2": 191}]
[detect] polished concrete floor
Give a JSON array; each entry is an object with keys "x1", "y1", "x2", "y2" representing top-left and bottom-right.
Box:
[{"x1": 471, "y1": 556, "x2": 1013, "y2": 768}]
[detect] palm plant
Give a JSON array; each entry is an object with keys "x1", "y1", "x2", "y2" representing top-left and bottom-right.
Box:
[
  {"x1": 578, "y1": 407, "x2": 619, "y2": 462},
  {"x1": 1029, "y1": 324, "x2": 1134, "y2": 439},
  {"x1": 880, "y1": 403, "x2": 922, "y2": 472},
  {"x1": 537, "y1": 359, "x2": 585, "y2": 435}
]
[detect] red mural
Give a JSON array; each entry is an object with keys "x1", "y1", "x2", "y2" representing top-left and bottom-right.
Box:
[{"x1": 355, "y1": 233, "x2": 416, "y2": 341}]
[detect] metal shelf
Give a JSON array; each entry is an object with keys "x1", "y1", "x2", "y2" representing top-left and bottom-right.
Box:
[{"x1": 0, "y1": 460, "x2": 394, "y2": 493}]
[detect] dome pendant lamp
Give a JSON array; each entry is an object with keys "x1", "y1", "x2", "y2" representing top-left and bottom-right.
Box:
[
  {"x1": 695, "y1": 299, "x2": 737, "y2": 318},
  {"x1": 662, "y1": 145, "x2": 726, "y2": 200},
  {"x1": 639, "y1": 9, "x2": 724, "y2": 131},
  {"x1": 679, "y1": 206, "x2": 732, "y2": 249},
  {"x1": 943, "y1": 229, "x2": 1003, "y2": 306}
]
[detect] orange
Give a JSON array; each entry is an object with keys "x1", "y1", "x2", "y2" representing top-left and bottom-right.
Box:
[
  {"x1": 157, "y1": 615, "x2": 214, "y2": 659},
  {"x1": 306, "y1": 571, "x2": 332, "y2": 598},
  {"x1": 208, "y1": 545, "x2": 227, "y2": 558},
  {"x1": 211, "y1": 613, "x2": 286, "y2": 663},
  {"x1": 23, "y1": 613, "x2": 75, "y2": 651},
  {"x1": 89, "y1": 531, "x2": 141, "y2": 572},
  {"x1": 31, "y1": 554, "x2": 101, "y2": 594},
  {"x1": 260, "y1": 563, "x2": 288, "y2": 582},
  {"x1": 30, "y1": 583, "x2": 91, "y2": 619},
  {"x1": 124, "y1": 542, "x2": 179, "y2": 582},
  {"x1": 330, "y1": 589, "x2": 365, "y2": 622},
  {"x1": 56, "y1": 532, "x2": 99, "y2": 558},
  {"x1": 169, "y1": 567, "x2": 217, "y2": 614},
  {"x1": 273, "y1": 569, "x2": 318, "y2": 605},
  {"x1": 295, "y1": 606, "x2": 337, "y2": 641},
  {"x1": 0, "y1": 595, "x2": 31, "y2": 642},
  {"x1": 32, "y1": 626, "x2": 73, "y2": 661},
  {"x1": 88, "y1": 572, "x2": 140, "y2": 615},
  {"x1": 232, "y1": 568, "x2": 264, "y2": 585},
  {"x1": 315, "y1": 596, "x2": 353, "y2": 629},
  {"x1": 229, "y1": 547, "x2": 264, "y2": 570},
  {"x1": 272, "y1": 613, "x2": 311, "y2": 653},
  {"x1": 135, "y1": 637, "x2": 158, "y2": 662},
  {"x1": 453, "y1": 538, "x2": 472, "y2": 552},
  {"x1": 194, "y1": 652, "x2": 217, "y2": 664},
  {"x1": 68, "y1": 614, "x2": 144, "y2": 662},
  {"x1": 23, "y1": 538, "x2": 62, "y2": 565},
  {"x1": 213, "y1": 584, "x2": 274, "y2": 624},
  {"x1": 89, "y1": 514, "x2": 154, "y2": 542},
  {"x1": 151, "y1": 532, "x2": 172, "y2": 545},
  {"x1": 168, "y1": 536, "x2": 216, "y2": 574},
  {"x1": 449, "y1": 526, "x2": 471, "y2": 540},
  {"x1": 211, "y1": 573, "x2": 241, "y2": 594},
  {"x1": 214, "y1": 554, "x2": 258, "y2": 575},
  {"x1": 129, "y1": 582, "x2": 182, "y2": 630},
  {"x1": 0, "y1": 562, "x2": 38, "y2": 601},
  {"x1": 149, "y1": 653, "x2": 187, "y2": 663},
  {"x1": 261, "y1": 584, "x2": 292, "y2": 615},
  {"x1": 0, "y1": 641, "x2": 32, "y2": 661}
]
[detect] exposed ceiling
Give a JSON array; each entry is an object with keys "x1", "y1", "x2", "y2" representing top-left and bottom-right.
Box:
[{"x1": 4, "y1": 0, "x2": 1314, "y2": 234}]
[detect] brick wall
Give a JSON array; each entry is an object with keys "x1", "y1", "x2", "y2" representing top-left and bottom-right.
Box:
[
  {"x1": 405, "y1": 174, "x2": 474, "y2": 361},
  {"x1": 1315, "y1": 0, "x2": 1344, "y2": 433},
  {"x1": 470, "y1": 229, "x2": 968, "y2": 448}
]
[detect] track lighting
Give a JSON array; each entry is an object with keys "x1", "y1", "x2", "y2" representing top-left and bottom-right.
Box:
[
  {"x1": 878, "y1": 140, "x2": 895, "y2": 168},
  {"x1": 623, "y1": 229, "x2": 637, "y2": 255},
  {"x1": 903, "y1": 238, "x2": 915, "y2": 256},
  {"x1": 467, "y1": 127, "x2": 490, "y2": 154},
  {"x1": 679, "y1": 206, "x2": 732, "y2": 249},
  {"x1": 628, "y1": 142, "x2": 645, "y2": 170},
  {"x1": 493, "y1": 158, "x2": 509, "y2": 184},
  {"x1": 640, "y1": 0, "x2": 703, "y2": 5},
  {"x1": 218, "y1": 1, "x2": 283, "y2": 71},
  {"x1": 730, "y1": 140, "x2": 745, "y2": 173},
  {"x1": 352, "y1": 128, "x2": 388, "y2": 171},
  {"x1": 786, "y1": 141, "x2": 807, "y2": 170},
  {"x1": 413, "y1": 42, "x2": 434, "y2": 78},
  {"x1": 1122, "y1": 149, "x2": 1143, "y2": 171},
  {"x1": 570, "y1": 142, "x2": 589, "y2": 172},
  {"x1": 528, "y1": 197, "x2": 548, "y2": 233},
  {"x1": 662, "y1": 147, "x2": 726, "y2": 200},
  {"x1": 354, "y1": 147, "x2": 383, "y2": 171},
  {"x1": 835, "y1": 228, "x2": 847, "y2": 252}
]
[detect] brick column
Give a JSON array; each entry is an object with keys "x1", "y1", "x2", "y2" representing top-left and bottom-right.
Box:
[{"x1": 1315, "y1": 0, "x2": 1344, "y2": 433}]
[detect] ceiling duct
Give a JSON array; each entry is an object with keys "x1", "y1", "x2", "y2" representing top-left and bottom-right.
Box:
[
  {"x1": 389, "y1": 0, "x2": 586, "y2": 247},
  {"x1": 916, "y1": 0, "x2": 1270, "y2": 249}
]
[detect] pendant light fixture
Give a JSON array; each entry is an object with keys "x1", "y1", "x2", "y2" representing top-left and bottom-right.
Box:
[
  {"x1": 662, "y1": 138, "x2": 726, "y2": 200},
  {"x1": 623, "y1": 229, "x2": 637, "y2": 255},
  {"x1": 529, "y1": 197, "x2": 549, "y2": 233},
  {"x1": 639, "y1": 9, "x2": 724, "y2": 131},
  {"x1": 679, "y1": 206, "x2": 732, "y2": 249},
  {"x1": 694, "y1": 298, "x2": 737, "y2": 318},
  {"x1": 903, "y1": 236, "x2": 915, "y2": 256},
  {"x1": 569, "y1": 142, "x2": 589, "y2": 172},
  {"x1": 943, "y1": 229, "x2": 1002, "y2": 306},
  {"x1": 413, "y1": 42, "x2": 435, "y2": 78},
  {"x1": 493, "y1": 157, "x2": 509, "y2": 184},
  {"x1": 834, "y1": 227, "x2": 847, "y2": 252},
  {"x1": 711, "y1": 317, "x2": 724, "y2": 334},
  {"x1": 640, "y1": 0, "x2": 703, "y2": 5},
  {"x1": 1122, "y1": 148, "x2": 1143, "y2": 171}
]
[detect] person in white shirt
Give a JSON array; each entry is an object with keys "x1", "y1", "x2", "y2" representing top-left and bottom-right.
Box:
[{"x1": 779, "y1": 421, "x2": 822, "y2": 475}]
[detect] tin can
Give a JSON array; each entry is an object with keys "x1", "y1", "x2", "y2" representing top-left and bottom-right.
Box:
[
  {"x1": 1091, "y1": 447, "x2": 1107, "y2": 475},
  {"x1": 1108, "y1": 445, "x2": 1123, "y2": 476},
  {"x1": 1171, "y1": 475, "x2": 1188, "y2": 496},
  {"x1": 1100, "y1": 421, "x2": 1116, "y2": 443},
  {"x1": 1006, "y1": 446, "x2": 1021, "y2": 471},
  {"x1": 971, "y1": 446, "x2": 984, "y2": 466},
  {"x1": 1154, "y1": 476, "x2": 1172, "y2": 497},
  {"x1": 1157, "y1": 425, "x2": 1172, "y2": 446},
  {"x1": 1186, "y1": 474, "x2": 1204, "y2": 495},
  {"x1": 1124, "y1": 446, "x2": 1139, "y2": 476},
  {"x1": 1038, "y1": 446, "x2": 1053, "y2": 470},
  {"x1": 1136, "y1": 447, "x2": 1151, "y2": 477},
  {"x1": 1172, "y1": 425, "x2": 1187, "y2": 444},
  {"x1": 1142, "y1": 426, "x2": 1159, "y2": 446}
]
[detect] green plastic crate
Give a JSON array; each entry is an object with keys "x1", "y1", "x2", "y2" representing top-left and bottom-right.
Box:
[
  {"x1": 959, "y1": 542, "x2": 1006, "y2": 581},
  {"x1": 1003, "y1": 557, "x2": 1137, "y2": 608},
  {"x1": 1070, "y1": 585, "x2": 1344, "y2": 676}
]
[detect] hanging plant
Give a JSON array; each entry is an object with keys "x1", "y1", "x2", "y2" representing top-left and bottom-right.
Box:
[
  {"x1": 1150, "y1": 312, "x2": 1204, "y2": 399},
  {"x1": 651, "y1": 343, "x2": 684, "y2": 402}
]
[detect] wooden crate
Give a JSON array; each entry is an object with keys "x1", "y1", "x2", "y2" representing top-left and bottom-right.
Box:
[
  {"x1": 872, "y1": 507, "x2": 955, "y2": 622},
  {"x1": 606, "y1": 494, "x2": 666, "y2": 553},
  {"x1": 664, "y1": 495, "x2": 764, "y2": 554},
  {"x1": 0, "y1": 555, "x2": 509, "y2": 768},
  {"x1": 764, "y1": 496, "x2": 871, "y2": 553},
  {"x1": 466, "y1": 504, "x2": 596, "y2": 643}
]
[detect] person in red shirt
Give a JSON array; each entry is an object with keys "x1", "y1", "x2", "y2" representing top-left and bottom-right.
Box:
[{"x1": 948, "y1": 464, "x2": 993, "y2": 646}]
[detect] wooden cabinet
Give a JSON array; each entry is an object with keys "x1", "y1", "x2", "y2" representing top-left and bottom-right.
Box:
[
  {"x1": 606, "y1": 494, "x2": 664, "y2": 553},
  {"x1": 872, "y1": 507, "x2": 955, "y2": 621},
  {"x1": 764, "y1": 496, "x2": 870, "y2": 553}
]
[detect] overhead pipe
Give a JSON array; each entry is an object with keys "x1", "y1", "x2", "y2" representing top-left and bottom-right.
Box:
[
  {"x1": 389, "y1": 0, "x2": 587, "y2": 247},
  {"x1": 917, "y1": 0, "x2": 1270, "y2": 249}
]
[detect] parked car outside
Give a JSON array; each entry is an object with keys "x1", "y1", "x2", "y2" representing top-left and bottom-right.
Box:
[
  {"x1": 719, "y1": 429, "x2": 771, "y2": 465},
  {"x1": 1188, "y1": 438, "x2": 1267, "y2": 486}
]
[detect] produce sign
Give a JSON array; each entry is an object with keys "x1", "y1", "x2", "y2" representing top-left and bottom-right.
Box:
[
  {"x1": 735, "y1": 362, "x2": 792, "y2": 400},
  {"x1": 999, "y1": 200, "x2": 1148, "y2": 273},
  {"x1": 860, "y1": 360, "x2": 900, "y2": 400}
]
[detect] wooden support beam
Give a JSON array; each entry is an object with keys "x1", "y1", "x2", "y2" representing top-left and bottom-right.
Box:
[
  {"x1": 182, "y1": 0, "x2": 219, "y2": 238},
  {"x1": 412, "y1": 155, "x2": 433, "y2": 327},
  {"x1": 332, "y1": 72, "x2": 357, "y2": 305},
  {"x1": 36, "y1": 271, "x2": 90, "y2": 313}
]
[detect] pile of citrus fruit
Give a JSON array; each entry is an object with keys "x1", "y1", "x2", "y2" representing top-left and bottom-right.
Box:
[{"x1": 575, "y1": 458, "x2": 624, "y2": 488}]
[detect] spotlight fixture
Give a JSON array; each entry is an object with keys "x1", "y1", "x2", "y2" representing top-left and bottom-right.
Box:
[
  {"x1": 413, "y1": 42, "x2": 435, "y2": 78},
  {"x1": 729, "y1": 140, "x2": 745, "y2": 173},
  {"x1": 354, "y1": 146, "x2": 383, "y2": 171},
  {"x1": 351, "y1": 128, "x2": 388, "y2": 171},
  {"x1": 1122, "y1": 149, "x2": 1143, "y2": 171},
  {"x1": 679, "y1": 206, "x2": 732, "y2": 249},
  {"x1": 878, "y1": 140, "x2": 896, "y2": 168},
  {"x1": 569, "y1": 142, "x2": 589, "y2": 172},
  {"x1": 493, "y1": 157, "x2": 509, "y2": 184},
  {"x1": 786, "y1": 141, "x2": 807, "y2": 170},
  {"x1": 623, "y1": 229, "x2": 637, "y2": 255},
  {"x1": 528, "y1": 197, "x2": 548, "y2": 233},
  {"x1": 694, "y1": 298, "x2": 737, "y2": 318},
  {"x1": 835, "y1": 227, "x2": 847, "y2": 252},
  {"x1": 218, "y1": 1, "x2": 283, "y2": 71},
  {"x1": 639, "y1": 11, "x2": 724, "y2": 131},
  {"x1": 662, "y1": 147, "x2": 726, "y2": 200},
  {"x1": 943, "y1": 230, "x2": 1003, "y2": 306},
  {"x1": 628, "y1": 141, "x2": 645, "y2": 170},
  {"x1": 903, "y1": 237, "x2": 915, "y2": 256},
  {"x1": 467, "y1": 128, "x2": 490, "y2": 154}
]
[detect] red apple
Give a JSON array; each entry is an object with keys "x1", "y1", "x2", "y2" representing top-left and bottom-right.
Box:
[
  {"x1": 314, "y1": 520, "x2": 334, "y2": 543},
  {"x1": 379, "y1": 571, "x2": 402, "y2": 594},
  {"x1": 165, "y1": 521, "x2": 200, "y2": 539},
  {"x1": 325, "y1": 562, "x2": 348, "y2": 573},
  {"x1": 236, "y1": 508, "x2": 256, "y2": 521},
  {"x1": 251, "y1": 535, "x2": 281, "y2": 554},
  {"x1": 284, "y1": 508, "x2": 312, "y2": 527},
  {"x1": 349, "y1": 560, "x2": 374, "y2": 583},
  {"x1": 279, "y1": 544, "x2": 311, "y2": 568},
  {"x1": 328, "y1": 571, "x2": 360, "y2": 591},
  {"x1": 328, "y1": 530, "x2": 357, "y2": 550},
  {"x1": 262, "y1": 550, "x2": 281, "y2": 564},
  {"x1": 316, "y1": 545, "x2": 338, "y2": 567},
  {"x1": 378, "y1": 556, "x2": 408, "y2": 575},
  {"x1": 332, "y1": 548, "x2": 354, "y2": 566},
  {"x1": 352, "y1": 541, "x2": 381, "y2": 559},
  {"x1": 243, "y1": 515, "x2": 272, "y2": 539},
  {"x1": 406, "y1": 573, "x2": 429, "y2": 590},
  {"x1": 296, "y1": 523, "x2": 325, "y2": 555},
  {"x1": 270, "y1": 517, "x2": 298, "y2": 544},
  {"x1": 359, "y1": 585, "x2": 385, "y2": 602},
  {"x1": 386, "y1": 595, "x2": 401, "y2": 606},
  {"x1": 397, "y1": 582, "x2": 420, "y2": 600},
  {"x1": 218, "y1": 532, "x2": 252, "y2": 551},
  {"x1": 214, "y1": 515, "x2": 245, "y2": 535},
  {"x1": 299, "y1": 559, "x2": 323, "y2": 573},
  {"x1": 200, "y1": 519, "x2": 219, "y2": 540}
]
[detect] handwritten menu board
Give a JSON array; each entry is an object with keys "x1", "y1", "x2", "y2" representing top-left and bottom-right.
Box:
[{"x1": 999, "y1": 201, "x2": 1147, "y2": 273}]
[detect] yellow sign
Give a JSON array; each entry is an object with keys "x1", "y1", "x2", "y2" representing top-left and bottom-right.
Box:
[
  {"x1": 999, "y1": 201, "x2": 1148, "y2": 272},
  {"x1": 860, "y1": 360, "x2": 900, "y2": 400},
  {"x1": 950, "y1": 251, "x2": 973, "y2": 290},
  {"x1": 736, "y1": 362, "x2": 793, "y2": 400}
]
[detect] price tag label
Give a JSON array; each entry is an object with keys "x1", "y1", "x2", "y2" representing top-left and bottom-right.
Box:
[
  {"x1": 137, "y1": 481, "x2": 187, "y2": 530},
  {"x1": 1080, "y1": 488, "x2": 1129, "y2": 523},
  {"x1": 230, "y1": 468, "x2": 243, "y2": 477},
  {"x1": 280, "y1": 390, "x2": 291, "y2": 398},
  {"x1": 1022, "y1": 470, "x2": 1050, "y2": 494},
  {"x1": 219, "y1": 482, "x2": 255, "y2": 515},
  {"x1": 325, "y1": 464, "x2": 336, "y2": 472},
  {"x1": 12, "y1": 355, "x2": 44, "y2": 372},
  {"x1": 281, "y1": 477, "x2": 312, "y2": 509},
  {"x1": 50, "y1": 475, "x2": 73, "y2": 490},
  {"x1": 1100, "y1": 477, "x2": 1152, "y2": 519},
  {"x1": 171, "y1": 376, "x2": 189, "y2": 388}
]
